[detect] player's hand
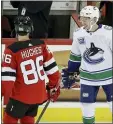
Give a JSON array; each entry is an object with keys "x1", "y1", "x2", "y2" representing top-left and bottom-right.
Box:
[
  {"x1": 61, "y1": 68, "x2": 79, "y2": 89},
  {"x1": 46, "y1": 84, "x2": 60, "y2": 102}
]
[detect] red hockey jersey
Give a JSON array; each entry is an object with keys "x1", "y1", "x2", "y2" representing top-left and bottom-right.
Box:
[{"x1": 2, "y1": 39, "x2": 60, "y2": 104}]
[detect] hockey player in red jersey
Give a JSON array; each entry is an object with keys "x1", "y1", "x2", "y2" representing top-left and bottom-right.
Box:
[{"x1": 2, "y1": 16, "x2": 60, "y2": 124}]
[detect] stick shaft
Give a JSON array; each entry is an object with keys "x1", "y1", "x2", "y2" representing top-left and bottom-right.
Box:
[{"x1": 36, "y1": 101, "x2": 50, "y2": 124}]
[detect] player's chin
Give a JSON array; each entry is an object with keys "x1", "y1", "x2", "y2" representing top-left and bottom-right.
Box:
[
  {"x1": 83, "y1": 25, "x2": 88, "y2": 29},
  {"x1": 82, "y1": 23, "x2": 88, "y2": 27}
]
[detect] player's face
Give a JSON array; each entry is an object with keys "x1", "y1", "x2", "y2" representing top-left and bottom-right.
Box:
[{"x1": 79, "y1": 16, "x2": 91, "y2": 30}]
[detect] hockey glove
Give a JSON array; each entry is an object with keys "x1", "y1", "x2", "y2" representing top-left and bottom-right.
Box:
[
  {"x1": 61, "y1": 68, "x2": 79, "y2": 89},
  {"x1": 46, "y1": 84, "x2": 60, "y2": 102}
]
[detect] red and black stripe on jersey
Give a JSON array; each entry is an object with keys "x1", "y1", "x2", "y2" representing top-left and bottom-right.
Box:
[{"x1": 44, "y1": 61, "x2": 57, "y2": 72}]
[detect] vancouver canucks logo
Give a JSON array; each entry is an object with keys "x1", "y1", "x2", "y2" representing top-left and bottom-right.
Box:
[{"x1": 83, "y1": 43, "x2": 104, "y2": 64}]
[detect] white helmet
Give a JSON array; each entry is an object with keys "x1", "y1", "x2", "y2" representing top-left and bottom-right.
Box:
[{"x1": 80, "y1": 6, "x2": 100, "y2": 22}]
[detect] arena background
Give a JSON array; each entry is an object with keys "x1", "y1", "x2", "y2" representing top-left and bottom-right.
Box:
[{"x1": 1, "y1": 1, "x2": 111, "y2": 123}]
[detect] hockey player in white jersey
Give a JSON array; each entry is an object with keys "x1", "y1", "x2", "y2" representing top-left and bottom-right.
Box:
[{"x1": 62, "y1": 6, "x2": 112, "y2": 124}]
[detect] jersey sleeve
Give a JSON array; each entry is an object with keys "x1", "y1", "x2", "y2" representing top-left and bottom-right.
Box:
[
  {"x1": 68, "y1": 31, "x2": 81, "y2": 72},
  {"x1": 103, "y1": 25, "x2": 112, "y2": 52},
  {"x1": 1, "y1": 48, "x2": 16, "y2": 101},
  {"x1": 2, "y1": 48, "x2": 16, "y2": 83},
  {"x1": 106, "y1": 29, "x2": 112, "y2": 52},
  {"x1": 43, "y1": 44, "x2": 60, "y2": 87}
]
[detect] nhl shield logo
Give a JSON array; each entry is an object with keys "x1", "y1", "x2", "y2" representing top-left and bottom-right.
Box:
[{"x1": 78, "y1": 37, "x2": 85, "y2": 44}]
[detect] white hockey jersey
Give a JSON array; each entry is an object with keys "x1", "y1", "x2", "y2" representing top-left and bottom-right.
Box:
[{"x1": 70, "y1": 25, "x2": 112, "y2": 86}]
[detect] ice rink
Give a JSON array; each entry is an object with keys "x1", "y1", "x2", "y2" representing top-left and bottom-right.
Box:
[{"x1": 33, "y1": 101, "x2": 112, "y2": 123}]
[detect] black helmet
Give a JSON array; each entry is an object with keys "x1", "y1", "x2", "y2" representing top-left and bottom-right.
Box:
[{"x1": 14, "y1": 16, "x2": 34, "y2": 36}]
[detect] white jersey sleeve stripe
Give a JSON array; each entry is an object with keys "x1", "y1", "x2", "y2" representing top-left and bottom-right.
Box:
[
  {"x1": 44, "y1": 58, "x2": 55, "y2": 67},
  {"x1": 69, "y1": 59, "x2": 81, "y2": 63},
  {"x1": 71, "y1": 52, "x2": 81, "y2": 57},
  {"x1": 2, "y1": 67, "x2": 16, "y2": 73},
  {"x1": 2, "y1": 76, "x2": 16, "y2": 82},
  {"x1": 45, "y1": 66, "x2": 58, "y2": 75}
]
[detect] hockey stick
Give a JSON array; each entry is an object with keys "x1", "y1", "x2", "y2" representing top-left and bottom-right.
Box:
[{"x1": 36, "y1": 100, "x2": 50, "y2": 124}]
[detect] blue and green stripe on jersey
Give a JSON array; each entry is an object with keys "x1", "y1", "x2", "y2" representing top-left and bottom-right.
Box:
[
  {"x1": 68, "y1": 52, "x2": 81, "y2": 72},
  {"x1": 80, "y1": 68, "x2": 113, "y2": 81},
  {"x1": 69, "y1": 52, "x2": 81, "y2": 62},
  {"x1": 69, "y1": 52, "x2": 113, "y2": 81}
]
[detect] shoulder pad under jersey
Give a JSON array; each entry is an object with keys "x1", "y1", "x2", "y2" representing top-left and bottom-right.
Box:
[
  {"x1": 104, "y1": 25, "x2": 112, "y2": 30},
  {"x1": 8, "y1": 39, "x2": 45, "y2": 53}
]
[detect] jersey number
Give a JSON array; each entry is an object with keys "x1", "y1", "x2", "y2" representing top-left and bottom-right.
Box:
[
  {"x1": 3, "y1": 54, "x2": 12, "y2": 63},
  {"x1": 20, "y1": 56, "x2": 45, "y2": 85}
]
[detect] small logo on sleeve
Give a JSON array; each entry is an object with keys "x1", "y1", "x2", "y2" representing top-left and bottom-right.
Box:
[{"x1": 78, "y1": 37, "x2": 85, "y2": 44}]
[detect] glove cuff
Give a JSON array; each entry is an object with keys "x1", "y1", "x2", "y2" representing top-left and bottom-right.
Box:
[{"x1": 46, "y1": 84, "x2": 56, "y2": 90}]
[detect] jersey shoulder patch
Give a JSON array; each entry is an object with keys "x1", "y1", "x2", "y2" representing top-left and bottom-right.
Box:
[
  {"x1": 8, "y1": 39, "x2": 45, "y2": 53},
  {"x1": 104, "y1": 25, "x2": 112, "y2": 30}
]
